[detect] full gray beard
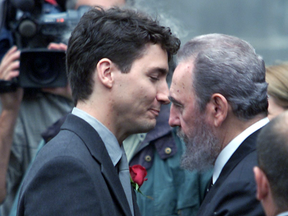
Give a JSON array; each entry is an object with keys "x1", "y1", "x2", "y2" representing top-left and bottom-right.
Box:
[{"x1": 178, "y1": 116, "x2": 221, "y2": 172}]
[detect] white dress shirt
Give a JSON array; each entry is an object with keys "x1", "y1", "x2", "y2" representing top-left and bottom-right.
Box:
[{"x1": 212, "y1": 117, "x2": 269, "y2": 184}]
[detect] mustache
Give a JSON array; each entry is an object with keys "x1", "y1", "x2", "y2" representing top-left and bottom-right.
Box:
[
  {"x1": 176, "y1": 127, "x2": 188, "y2": 143},
  {"x1": 174, "y1": 118, "x2": 221, "y2": 172}
]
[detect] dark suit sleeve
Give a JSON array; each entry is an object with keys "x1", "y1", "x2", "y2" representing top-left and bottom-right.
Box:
[
  {"x1": 18, "y1": 156, "x2": 105, "y2": 216},
  {"x1": 212, "y1": 181, "x2": 264, "y2": 216}
]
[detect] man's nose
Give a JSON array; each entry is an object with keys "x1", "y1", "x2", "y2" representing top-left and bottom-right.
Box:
[
  {"x1": 169, "y1": 104, "x2": 180, "y2": 127},
  {"x1": 157, "y1": 81, "x2": 170, "y2": 105}
]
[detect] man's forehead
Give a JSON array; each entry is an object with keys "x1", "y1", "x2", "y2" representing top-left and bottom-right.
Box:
[
  {"x1": 171, "y1": 62, "x2": 193, "y2": 87},
  {"x1": 169, "y1": 61, "x2": 194, "y2": 100},
  {"x1": 131, "y1": 43, "x2": 169, "y2": 72}
]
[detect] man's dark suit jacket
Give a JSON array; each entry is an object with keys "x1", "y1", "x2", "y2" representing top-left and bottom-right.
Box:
[
  {"x1": 17, "y1": 114, "x2": 141, "y2": 216},
  {"x1": 197, "y1": 129, "x2": 265, "y2": 216}
]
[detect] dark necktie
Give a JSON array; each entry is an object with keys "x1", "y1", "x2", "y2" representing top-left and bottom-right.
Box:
[{"x1": 118, "y1": 150, "x2": 134, "y2": 216}]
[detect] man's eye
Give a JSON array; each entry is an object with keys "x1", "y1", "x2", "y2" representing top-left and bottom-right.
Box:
[
  {"x1": 150, "y1": 76, "x2": 159, "y2": 81},
  {"x1": 173, "y1": 102, "x2": 183, "y2": 109}
]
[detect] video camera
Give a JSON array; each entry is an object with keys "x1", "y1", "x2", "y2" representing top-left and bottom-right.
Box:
[{"x1": 0, "y1": 0, "x2": 90, "y2": 92}]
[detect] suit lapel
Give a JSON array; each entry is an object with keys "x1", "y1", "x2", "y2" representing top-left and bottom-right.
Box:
[
  {"x1": 61, "y1": 114, "x2": 132, "y2": 216},
  {"x1": 199, "y1": 129, "x2": 261, "y2": 210},
  {"x1": 101, "y1": 163, "x2": 132, "y2": 216}
]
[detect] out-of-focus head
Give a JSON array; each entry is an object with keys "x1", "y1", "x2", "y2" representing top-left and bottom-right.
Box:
[
  {"x1": 254, "y1": 111, "x2": 288, "y2": 216},
  {"x1": 67, "y1": 6, "x2": 180, "y2": 105},
  {"x1": 169, "y1": 33, "x2": 268, "y2": 171},
  {"x1": 266, "y1": 63, "x2": 288, "y2": 120}
]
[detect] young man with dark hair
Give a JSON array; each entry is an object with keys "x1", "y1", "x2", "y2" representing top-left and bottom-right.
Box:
[{"x1": 17, "y1": 6, "x2": 180, "y2": 216}]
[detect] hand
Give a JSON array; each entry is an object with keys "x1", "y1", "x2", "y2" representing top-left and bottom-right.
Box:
[
  {"x1": 0, "y1": 46, "x2": 24, "y2": 202},
  {"x1": 41, "y1": 43, "x2": 72, "y2": 100},
  {"x1": 0, "y1": 46, "x2": 23, "y2": 111},
  {"x1": 0, "y1": 46, "x2": 20, "y2": 81},
  {"x1": 47, "y1": 42, "x2": 67, "y2": 51}
]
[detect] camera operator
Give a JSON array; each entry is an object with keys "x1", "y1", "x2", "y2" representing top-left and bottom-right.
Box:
[
  {"x1": 0, "y1": 45, "x2": 22, "y2": 204},
  {"x1": 0, "y1": 42, "x2": 73, "y2": 216}
]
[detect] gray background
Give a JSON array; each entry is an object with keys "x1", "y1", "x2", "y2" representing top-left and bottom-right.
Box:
[{"x1": 134, "y1": 0, "x2": 288, "y2": 66}]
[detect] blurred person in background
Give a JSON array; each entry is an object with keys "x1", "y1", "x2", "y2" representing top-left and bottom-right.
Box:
[
  {"x1": 0, "y1": 41, "x2": 73, "y2": 216},
  {"x1": 265, "y1": 63, "x2": 288, "y2": 120},
  {"x1": 254, "y1": 111, "x2": 288, "y2": 216}
]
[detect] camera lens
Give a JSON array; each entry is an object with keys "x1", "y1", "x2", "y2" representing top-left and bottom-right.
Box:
[
  {"x1": 29, "y1": 55, "x2": 58, "y2": 84},
  {"x1": 19, "y1": 49, "x2": 67, "y2": 88}
]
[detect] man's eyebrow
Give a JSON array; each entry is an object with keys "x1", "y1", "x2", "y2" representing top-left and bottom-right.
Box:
[
  {"x1": 168, "y1": 96, "x2": 182, "y2": 106},
  {"x1": 149, "y1": 67, "x2": 169, "y2": 75},
  {"x1": 158, "y1": 68, "x2": 169, "y2": 75}
]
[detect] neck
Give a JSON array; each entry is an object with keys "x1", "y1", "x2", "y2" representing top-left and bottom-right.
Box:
[
  {"x1": 274, "y1": 207, "x2": 288, "y2": 216},
  {"x1": 262, "y1": 196, "x2": 278, "y2": 216},
  {"x1": 219, "y1": 113, "x2": 267, "y2": 150},
  {"x1": 76, "y1": 98, "x2": 126, "y2": 144}
]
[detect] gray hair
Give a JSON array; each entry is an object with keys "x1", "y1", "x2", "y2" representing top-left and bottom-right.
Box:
[{"x1": 177, "y1": 33, "x2": 268, "y2": 120}]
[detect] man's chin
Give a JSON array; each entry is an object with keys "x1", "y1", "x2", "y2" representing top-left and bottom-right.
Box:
[
  {"x1": 181, "y1": 152, "x2": 214, "y2": 172},
  {"x1": 178, "y1": 122, "x2": 220, "y2": 172},
  {"x1": 134, "y1": 119, "x2": 156, "y2": 133}
]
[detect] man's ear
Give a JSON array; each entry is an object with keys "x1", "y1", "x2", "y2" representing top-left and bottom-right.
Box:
[
  {"x1": 96, "y1": 58, "x2": 115, "y2": 88},
  {"x1": 206, "y1": 93, "x2": 228, "y2": 127},
  {"x1": 254, "y1": 166, "x2": 269, "y2": 201}
]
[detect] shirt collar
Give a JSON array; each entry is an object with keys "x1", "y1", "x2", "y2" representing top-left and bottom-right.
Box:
[
  {"x1": 277, "y1": 212, "x2": 288, "y2": 216},
  {"x1": 213, "y1": 117, "x2": 269, "y2": 184},
  {"x1": 72, "y1": 107, "x2": 122, "y2": 166}
]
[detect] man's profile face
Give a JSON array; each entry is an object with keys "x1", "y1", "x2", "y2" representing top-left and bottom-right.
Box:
[
  {"x1": 168, "y1": 61, "x2": 198, "y2": 136},
  {"x1": 169, "y1": 61, "x2": 220, "y2": 171},
  {"x1": 112, "y1": 43, "x2": 170, "y2": 135}
]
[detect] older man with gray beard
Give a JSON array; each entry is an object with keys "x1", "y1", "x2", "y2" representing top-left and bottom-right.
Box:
[
  {"x1": 177, "y1": 111, "x2": 220, "y2": 172},
  {"x1": 169, "y1": 33, "x2": 268, "y2": 216}
]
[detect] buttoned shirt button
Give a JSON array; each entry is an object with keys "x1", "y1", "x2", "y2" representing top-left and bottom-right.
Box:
[
  {"x1": 145, "y1": 155, "x2": 151, "y2": 162},
  {"x1": 165, "y1": 147, "x2": 172, "y2": 154}
]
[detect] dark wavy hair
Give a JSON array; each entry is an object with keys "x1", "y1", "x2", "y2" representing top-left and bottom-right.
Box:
[{"x1": 66, "y1": 6, "x2": 180, "y2": 104}]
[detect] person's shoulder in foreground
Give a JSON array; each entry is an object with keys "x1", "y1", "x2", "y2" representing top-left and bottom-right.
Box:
[
  {"x1": 168, "y1": 33, "x2": 267, "y2": 216},
  {"x1": 17, "y1": 5, "x2": 180, "y2": 216},
  {"x1": 254, "y1": 111, "x2": 288, "y2": 216}
]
